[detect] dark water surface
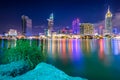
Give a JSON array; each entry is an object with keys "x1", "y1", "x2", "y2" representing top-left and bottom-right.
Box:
[{"x1": 0, "y1": 39, "x2": 120, "y2": 80}]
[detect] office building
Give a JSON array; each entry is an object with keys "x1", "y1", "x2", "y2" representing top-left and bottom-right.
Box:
[
  {"x1": 80, "y1": 23, "x2": 94, "y2": 35},
  {"x1": 72, "y1": 18, "x2": 80, "y2": 34},
  {"x1": 21, "y1": 15, "x2": 32, "y2": 36},
  {"x1": 104, "y1": 6, "x2": 112, "y2": 35},
  {"x1": 8, "y1": 29, "x2": 17, "y2": 36},
  {"x1": 47, "y1": 13, "x2": 54, "y2": 36}
]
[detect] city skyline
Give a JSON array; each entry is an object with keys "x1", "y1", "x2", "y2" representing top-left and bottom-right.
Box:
[{"x1": 0, "y1": 0, "x2": 120, "y2": 34}]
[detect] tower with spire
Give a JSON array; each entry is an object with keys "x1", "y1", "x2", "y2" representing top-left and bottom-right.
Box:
[{"x1": 105, "y1": 6, "x2": 112, "y2": 35}]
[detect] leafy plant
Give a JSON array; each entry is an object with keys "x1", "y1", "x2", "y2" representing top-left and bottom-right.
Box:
[{"x1": 3, "y1": 39, "x2": 47, "y2": 69}]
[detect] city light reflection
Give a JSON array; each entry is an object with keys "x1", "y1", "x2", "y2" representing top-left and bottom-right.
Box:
[{"x1": 99, "y1": 39, "x2": 104, "y2": 59}]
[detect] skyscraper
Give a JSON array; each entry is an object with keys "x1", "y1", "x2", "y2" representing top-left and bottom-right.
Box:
[
  {"x1": 21, "y1": 15, "x2": 32, "y2": 36},
  {"x1": 105, "y1": 6, "x2": 112, "y2": 35},
  {"x1": 80, "y1": 23, "x2": 94, "y2": 35},
  {"x1": 72, "y1": 18, "x2": 80, "y2": 34},
  {"x1": 47, "y1": 13, "x2": 54, "y2": 36}
]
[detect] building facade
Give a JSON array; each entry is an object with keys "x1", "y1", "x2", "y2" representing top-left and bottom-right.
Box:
[
  {"x1": 72, "y1": 18, "x2": 80, "y2": 34},
  {"x1": 8, "y1": 29, "x2": 17, "y2": 36},
  {"x1": 104, "y1": 6, "x2": 112, "y2": 35},
  {"x1": 21, "y1": 15, "x2": 32, "y2": 36},
  {"x1": 80, "y1": 23, "x2": 94, "y2": 35},
  {"x1": 47, "y1": 13, "x2": 54, "y2": 36}
]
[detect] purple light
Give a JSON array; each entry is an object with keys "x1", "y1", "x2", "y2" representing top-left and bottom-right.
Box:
[{"x1": 72, "y1": 18, "x2": 80, "y2": 34}]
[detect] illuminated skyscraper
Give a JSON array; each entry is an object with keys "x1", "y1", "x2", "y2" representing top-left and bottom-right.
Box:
[
  {"x1": 80, "y1": 23, "x2": 94, "y2": 35},
  {"x1": 72, "y1": 18, "x2": 80, "y2": 34},
  {"x1": 21, "y1": 15, "x2": 26, "y2": 35},
  {"x1": 47, "y1": 13, "x2": 54, "y2": 36},
  {"x1": 105, "y1": 6, "x2": 112, "y2": 35},
  {"x1": 21, "y1": 15, "x2": 32, "y2": 36},
  {"x1": 8, "y1": 29, "x2": 17, "y2": 36}
]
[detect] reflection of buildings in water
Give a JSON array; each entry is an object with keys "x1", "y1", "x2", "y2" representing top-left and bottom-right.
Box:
[
  {"x1": 38, "y1": 39, "x2": 41, "y2": 47},
  {"x1": 47, "y1": 39, "x2": 68, "y2": 63},
  {"x1": 90, "y1": 39, "x2": 98, "y2": 52},
  {"x1": 104, "y1": 39, "x2": 112, "y2": 55},
  {"x1": 67, "y1": 39, "x2": 84, "y2": 71},
  {"x1": 55, "y1": 39, "x2": 59, "y2": 57},
  {"x1": 57, "y1": 39, "x2": 61, "y2": 58},
  {"x1": 5, "y1": 40, "x2": 8, "y2": 48},
  {"x1": 47, "y1": 39, "x2": 61, "y2": 60},
  {"x1": 47, "y1": 39, "x2": 53, "y2": 59},
  {"x1": 14, "y1": 40, "x2": 16, "y2": 47},
  {"x1": 99, "y1": 39, "x2": 105, "y2": 60},
  {"x1": 86, "y1": 40, "x2": 91, "y2": 54},
  {"x1": 68, "y1": 39, "x2": 73, "y2": 60},
  {"x1": 52, "y1": 39, "x2": 55, "y2": 55},
  {"x1": 61, "y1": 39, "x2": 67, "y2": 61},
  {"x1": 79, "y1": 39, "x2": 83, "y2": 54},
  {"x1": 117, "y1": 40, "x2": 120, "y2": 54},
  {"x1": 111, "y1": 39, "x2": 120, "y2": 55},
  {"x1": 72, "y1": 40, "x2": 76, "y2": 61},
  {"x1": 52, "y1": 39, "x2": 58, "y2": 59},
  {"x1": 66, "y1": 39, "x2": 69, "y2": 55},
  {"x1": 40, "y1": 39, "x2": 47, "y2": 55},
  {"x1": 1, "y1": 39, "x2": 4, "y2": 48},
  {"x1": 7, "y1": 40, "x2": 10, "y2": 48},
  {"x1": 81, "y1": 39, "x2": 91, "y2": 56},
  {"x1": 103, "y1": 39, "x2": 112, "y2": 66},
  {"x1": 65, "y1": 39, "x2": 82, "y2": 62},
  {"x1": 7, "y1": 40, "x2": 16, "y2": 48},
  {"x1": 47, "y1": 39, "x2": 83, "y2": 63},
  {"x1": 73, "y1": 39, "x2": 81, "y2": 61}
]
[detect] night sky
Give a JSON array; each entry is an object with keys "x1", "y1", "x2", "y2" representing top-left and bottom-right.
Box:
[{"x1": 0, "y1": 0, "x2": 120, "y2": 34}]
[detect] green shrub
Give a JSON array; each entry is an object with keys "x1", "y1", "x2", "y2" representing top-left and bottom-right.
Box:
[{"x1": 3, "y1": 39, "x2": 46, "y2": 69}]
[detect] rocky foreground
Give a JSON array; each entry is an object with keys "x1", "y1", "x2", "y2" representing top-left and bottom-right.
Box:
[{"x1": 0, "y1": 61, "x2": 87, "y2": 80}]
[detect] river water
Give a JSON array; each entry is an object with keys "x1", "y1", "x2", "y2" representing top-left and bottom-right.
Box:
[{"x1": 0, "y1": 39, "x2": 120, "y2": 80}]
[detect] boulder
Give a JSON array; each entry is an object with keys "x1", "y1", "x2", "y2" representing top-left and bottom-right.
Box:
[
  {"x1": 0, "y1": 62, "x2": 87, "y2": 80},
  {"x1": 13, "y1": 62, "x2": 87, "y2": 80},
  {"x1": 0, "y1": 60, "x2": 29, "y2": 77}
]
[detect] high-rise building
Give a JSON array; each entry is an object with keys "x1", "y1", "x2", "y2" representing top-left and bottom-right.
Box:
[
  {"x1": 80, "y1": 23, "x2": 94, "y2": 35},
  {"x1": 104, "y1": 6, "x2": 112, "y2": 35},
  {"x1": 72, "y1": 18, "x2": 80, "y2": 34},
  {"x1": 47, "y1": 13, "x2": 54, "y2": 36},
  {"x1": 8, "y1": 29, "x2": 17, "y2": 36},
  {"x1": 21, "y1": 15, "x2": 26, "y2": 35},
  {"x1": 21, "y1": 15, "x2": 32, "y2": 36}
]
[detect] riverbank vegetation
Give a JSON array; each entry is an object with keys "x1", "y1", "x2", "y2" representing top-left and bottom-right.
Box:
[{"x1": 2, "y1": 39, "x2": 47, "y2": 69}]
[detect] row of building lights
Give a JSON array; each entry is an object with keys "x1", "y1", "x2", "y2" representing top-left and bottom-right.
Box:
[{"x1": 0, "y1": 6, "x2": 113, "y2": 39}]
